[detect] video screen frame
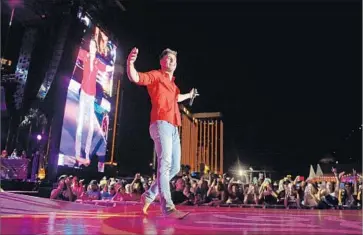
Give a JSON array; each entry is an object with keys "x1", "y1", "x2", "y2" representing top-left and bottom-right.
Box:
[{"x1": 58, "y1": 13, "x2": 118, "y2": 173}]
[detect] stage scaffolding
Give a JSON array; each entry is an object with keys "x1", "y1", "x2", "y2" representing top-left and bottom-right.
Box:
[{"x1": 178, "y1": 104, "x2": 224, "y2": 174}]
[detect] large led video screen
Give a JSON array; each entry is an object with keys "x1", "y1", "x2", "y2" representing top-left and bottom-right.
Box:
[{"x1": 58, "y1": 15, "x2": 117, "y2": 172}]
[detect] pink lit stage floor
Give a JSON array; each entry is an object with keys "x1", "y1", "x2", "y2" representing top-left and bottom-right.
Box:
[{"x1": 1, "y1": 192, "x2": 362, "y2": 235}]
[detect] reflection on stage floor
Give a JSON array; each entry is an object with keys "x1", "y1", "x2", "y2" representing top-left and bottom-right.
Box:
[{"x1": 1, "y1": 192, "x2": 362, "y2": 235}]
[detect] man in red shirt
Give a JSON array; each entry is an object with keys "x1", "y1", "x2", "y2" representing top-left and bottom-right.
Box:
[
  {"x1": 127, "y1": 47, "x2": 197, "y2": 219},
  {"x1": 75, "y1": 38, "x2": 106, "y2": 166}
]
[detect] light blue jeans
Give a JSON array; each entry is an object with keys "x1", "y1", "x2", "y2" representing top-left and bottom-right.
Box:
[
  {"x1": 144, "y1": 120, "x2": 181, "y2": 214},
  {"x1": 75, "y1": 90, "x2": 95, "y2": 161}
]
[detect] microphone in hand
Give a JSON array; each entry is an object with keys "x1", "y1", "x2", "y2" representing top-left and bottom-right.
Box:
[{"x1": 189, "y1": 88, "x2": 199, "y2": 106}]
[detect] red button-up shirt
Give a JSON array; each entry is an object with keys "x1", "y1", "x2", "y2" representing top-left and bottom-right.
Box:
[
  {"x1": 78, "y1": 49, "x2": 106, "y2": 96},
  {"x1": 137, "y1": 70, "x2": 181, "y2": 126}
]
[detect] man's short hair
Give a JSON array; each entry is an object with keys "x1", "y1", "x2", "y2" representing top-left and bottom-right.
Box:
[{"x1": 159, "y1": 48, "x2": 177, "y2": 60}]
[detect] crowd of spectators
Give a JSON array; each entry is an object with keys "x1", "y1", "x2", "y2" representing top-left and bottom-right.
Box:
[{"x1": 49, "y1": 167, "x2": 362, "y2": 210}]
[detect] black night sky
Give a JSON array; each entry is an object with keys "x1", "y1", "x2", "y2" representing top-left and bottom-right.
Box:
[
  {"x1": 115, "y1": 0, "x2": 361, "y2": 176},
  {"x1": 2, "y1": 0, "x2": 361, "y2": 177}
]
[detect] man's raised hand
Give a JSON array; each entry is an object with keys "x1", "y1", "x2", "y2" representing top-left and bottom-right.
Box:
[
  {"x1": 126, "y1": 47, "x2": 140, "y2": 83},
  {"x1": 127, "y1": 47, "x2": 139, "y2": 65}
]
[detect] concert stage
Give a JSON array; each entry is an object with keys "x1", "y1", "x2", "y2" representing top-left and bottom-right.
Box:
[{"x1": 1, "y1": 192, "x2": 361, "y2": 235}]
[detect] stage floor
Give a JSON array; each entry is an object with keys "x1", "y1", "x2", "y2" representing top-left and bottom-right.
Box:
[{"x1": 1, "y1": 192, "x2": 362, "y2": 235}]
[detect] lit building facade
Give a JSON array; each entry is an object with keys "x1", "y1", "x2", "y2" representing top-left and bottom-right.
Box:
[{"x1": 179, "y1": 104, "x2": 224, "y2": 174}]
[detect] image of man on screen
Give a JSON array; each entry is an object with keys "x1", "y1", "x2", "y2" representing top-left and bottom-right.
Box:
[
  {"x1": 94, "y1": 27, "x2": 116, "y2": 97},
  {"x1": 75, "y1": 38, "x2": 106, "y2": 166},
  {"x1": 94, "y1": 27, "x2": 109, "y2": 58}
]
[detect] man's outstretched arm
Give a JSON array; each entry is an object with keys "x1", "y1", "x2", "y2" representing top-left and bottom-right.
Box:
[
  {"x1": 177, "y1": 88, "x2": 198, "y2": 103},
  {"x1": 126, "y1": 47, "x2": 140, "y2": 83}
]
